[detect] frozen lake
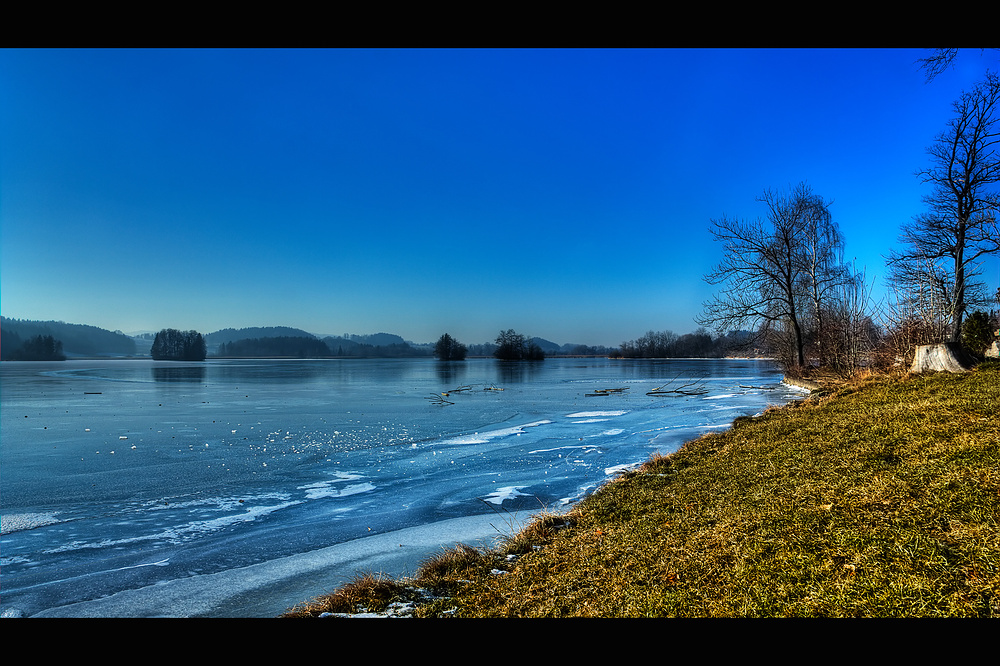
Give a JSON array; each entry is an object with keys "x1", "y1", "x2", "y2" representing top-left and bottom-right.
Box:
[{"x1": 0, "y1": 356, "x2": 805, "y2": 617}]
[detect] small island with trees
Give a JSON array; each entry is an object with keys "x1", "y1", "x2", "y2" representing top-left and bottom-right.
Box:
[
  {"x1": 151, "y1": 329, "x2": 207, "y2": 361},
  {"x1": 434, "y1": 333, "x2": 467, "y2": 360},
  {"x1": 493, "y1": 329, "x2": 545, "y2": 361}
]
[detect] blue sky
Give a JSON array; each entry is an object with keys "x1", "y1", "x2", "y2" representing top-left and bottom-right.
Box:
[{"x1": 2, "y1": 48, "x2": 997, "y2": 347}]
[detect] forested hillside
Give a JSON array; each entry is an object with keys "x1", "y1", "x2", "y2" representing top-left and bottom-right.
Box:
[
  {"x1": 216, "y1": 336, "x2": 332, "y2": 358},
  {"x1": 1, "y1": 317, "x2": 137, "y2": 358},
  {"x1": 205, "y1": 327, "x2": 317, "y2": 346}
]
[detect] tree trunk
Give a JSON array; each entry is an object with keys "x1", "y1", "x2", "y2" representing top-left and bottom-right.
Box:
[{"x1": 910, "y1": 342, "x2": 975, "y2": 373}]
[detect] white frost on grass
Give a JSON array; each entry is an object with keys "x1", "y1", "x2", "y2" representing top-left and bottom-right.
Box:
[{"x1": 605, "y1": 462, "x2": 641, "y2": 476}]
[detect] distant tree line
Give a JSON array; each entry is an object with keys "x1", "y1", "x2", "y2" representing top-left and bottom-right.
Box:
[
  {"x1": 1, "y1": 333, "x2": 66, "y2": 361},
  {"x1": 562, "y1": 344, "x2": 617, "y2": 356},
  {"x1": 151, "y1": 329, "x2": 207, "y2": 361},
  {"x1": 466, "y1": 342, "x2": 498, "y2": 356},
  {"x1": 321, "y1": 336, "x2": 428, "y2": 358},
  {"x1": 612, "y1": 328, "x2": 754, "y2": 359}
]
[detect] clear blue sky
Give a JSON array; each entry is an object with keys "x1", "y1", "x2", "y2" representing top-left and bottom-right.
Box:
[{"x1": 2, "y1": 48, "x2": 997, "y2": 347}]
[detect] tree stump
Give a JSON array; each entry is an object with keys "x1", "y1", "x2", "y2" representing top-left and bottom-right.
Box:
[{"x1": 910, "y1": 343, "x2": 975, "y2": 373}]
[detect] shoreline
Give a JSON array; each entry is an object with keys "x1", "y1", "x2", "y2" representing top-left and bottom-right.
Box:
[
  {"x1": 26, "y1": 512, "x2": 522, "y2": 618},
  {"x1": 323, "y1": 363, "x2": 1000, "y2": 617},
  {"x1": 780, "y1": 376, "x2": 823, "y2": 392}
]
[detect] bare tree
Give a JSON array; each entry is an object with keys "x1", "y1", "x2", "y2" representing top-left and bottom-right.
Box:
[
  {"x1": 917, "y1": 48, "x2": 962, "y2": 83},
  {"x1": 698, "y1": 183, "x2": 845, "y2": 370},
  {"x1": 917, "y1": 48, "x2": 999, "y2": 83},
  {"x1": 888, "y1": 72, "x2": 1000, "y2": 343}
]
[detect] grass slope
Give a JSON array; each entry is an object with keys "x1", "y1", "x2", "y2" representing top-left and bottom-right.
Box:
[{"x1": 284, "y1": 362, "x2": 1000, "y2": 618}]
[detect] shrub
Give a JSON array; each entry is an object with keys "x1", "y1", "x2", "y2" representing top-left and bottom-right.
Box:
[{"x1": 961, "y1": 310, "x2": 994, "y2": 358}]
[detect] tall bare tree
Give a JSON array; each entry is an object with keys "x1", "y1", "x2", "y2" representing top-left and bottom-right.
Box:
[
  {"x1": 888, "y1": 72, "x2": 1000, "y2": 343},
  {"x1": 698, "y1": 183, "x2": 846, "y2": 370}
]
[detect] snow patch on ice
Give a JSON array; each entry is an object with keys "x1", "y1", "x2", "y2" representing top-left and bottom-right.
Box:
[
  {"x1": 299, "y1": 471, "x2": 376, "y2": 500},
  {"x1": 529, "y1": 443, "x2": 601, "y2": 455},
  {"x1": 43, "y1": 496, "x2": 300, "y2": 553},
  {"x1": 300, "y1": 481, "x2": 376, "y2": 500},
  {"x1": 441, "y1": 420, "x2": 552, "y2": 445},
  {"x1": 482, "y1": 486, "x2": 530, "y2": 505},
  {"x1": 565, "y1": 410, "x2": 627, "y2": 418},
  {"x1": 1, "y1": 512, "x2": 61, "y2": 534}
]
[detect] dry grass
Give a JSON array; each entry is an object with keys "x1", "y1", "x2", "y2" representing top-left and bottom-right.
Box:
[{"x1": 280, "y1": 572, "x2": 412, "y2": 617}]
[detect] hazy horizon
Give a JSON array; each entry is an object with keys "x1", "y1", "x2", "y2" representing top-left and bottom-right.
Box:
[
  {"x1": 0, "y1": 315, "x2": 639, "y2": 348},
  {"x1": 3, "y1": 48, "x2": 998, "y2": 348}
]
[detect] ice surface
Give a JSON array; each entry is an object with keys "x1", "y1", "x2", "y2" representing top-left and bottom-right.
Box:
[{"x1": 1, "y1": 356, "x2": 800, "y2": 617}]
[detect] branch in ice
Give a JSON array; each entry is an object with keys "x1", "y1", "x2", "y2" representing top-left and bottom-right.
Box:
[
  {"x1": 586, "y1": 387, "x2": 630, "y2": 397},
  {"x1": 425, "y1": 393, "x2": 454, "y2": 405},
  {"x1": 647, "y1": 374, "x2": 709, "y2": 396}
]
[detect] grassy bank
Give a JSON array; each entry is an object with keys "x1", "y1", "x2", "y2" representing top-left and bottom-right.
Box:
[{"x1": 283, "y1": 362, "x2": 999, "y2": 617}]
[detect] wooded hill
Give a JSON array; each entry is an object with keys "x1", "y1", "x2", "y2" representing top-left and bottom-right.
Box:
[{"x1": 1, "y1": 317, "x2": 137, "y2": 358}]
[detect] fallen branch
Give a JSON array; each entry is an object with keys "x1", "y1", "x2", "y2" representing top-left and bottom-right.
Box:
[
  {"x1": 647, "y1": 373, "x2": 709, "y2": 396},
  {"x1": 425, "y1": 393, "x2": 455, "y2": 405},
  {"x1": 587, "y1": 387, "x2": 630, "y2": 397}
]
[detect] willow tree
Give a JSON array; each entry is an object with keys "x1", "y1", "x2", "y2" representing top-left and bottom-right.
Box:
[{"x1": 698, "y1": 183, "x2": 847, "y2": 370}]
